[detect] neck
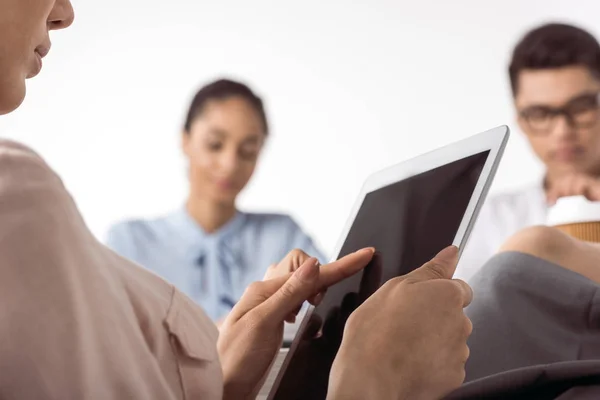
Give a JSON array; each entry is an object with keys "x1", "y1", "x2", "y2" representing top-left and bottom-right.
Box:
[
  {"x1": 186, "y1": 197, "x2": 236, "y2": 234},
  {"x1": 544, "y1": 170, "x2": 564, "y2": 191}
]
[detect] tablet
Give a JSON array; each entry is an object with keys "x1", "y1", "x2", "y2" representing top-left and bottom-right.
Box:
[{"x1": 267, "y1": 125, "x2": 510, "y2": 400}]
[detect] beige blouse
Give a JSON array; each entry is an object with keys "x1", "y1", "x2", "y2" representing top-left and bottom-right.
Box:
[{"x1": 0, "y1": 140, "x2": 222, "y2": 399}]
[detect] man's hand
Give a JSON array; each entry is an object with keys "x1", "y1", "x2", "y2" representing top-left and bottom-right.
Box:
[
  {"x1": 546, "y1": 173, "x2": 600, "y2": 205},
  {"x1": 328, "y1": 246, "x2": 473, "y2": 400},
  {"x1": 217, "y1": 248, "x2": 374, "y2": 400}
]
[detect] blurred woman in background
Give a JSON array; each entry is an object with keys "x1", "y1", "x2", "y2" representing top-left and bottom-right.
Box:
[{"x1": 106, "y1": 78, "x2": 325, "y2": 321}]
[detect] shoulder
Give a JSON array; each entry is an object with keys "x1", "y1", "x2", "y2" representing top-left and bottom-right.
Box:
[
  {"x1": 0, "y1": 139, "x2": 45, "y2": 162},
  {"x1": 0, "y1": 142, "x2": 103, "y2": 277},
  {"x1": 0, "y1": 139, "x2": 52, "y2": 173},
  {"x1": 242, "y1": 212, "x2": 302, "y2": 232},
  {"x1": 107, "y1": 218, "x2": 156, "y2": 239},
  {"x1": 105, "y1": 216, "x2": 170, "y2": 252},
  {"x1": 0, "y1": 140, "x2": 64, "y2": 199},
  {"x1": 0, "y1": 140, "x2": 79, "y2": 230}
]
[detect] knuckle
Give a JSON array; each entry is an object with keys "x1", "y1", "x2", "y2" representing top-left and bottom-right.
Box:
[
  {"x1": 288, "y1": 249, "x2": 310, "y2": 269},
  {"x1": 387, "y1": 276, "x2": 404, "y2": 285},
  {"x1": 345, "y1": 311, "x2": 360, "y2": 331},
  {"x1": 289, "y1": 248, "x2": 308, "y2": 259},
  {"x1": 263, "y1": 263, "x2": 279, "y2": 279},
  {"x1": 448, "y1": 365, "x2": 466, "y2": 387},
  {"x1": 245, "y1": 281, "x2": 265, "y2": 296},
  {"x1": 277, "y1": 281, "x2": 297, "y2": 300},
  {"x1": 463, "y1": 345, "x2": 471, "y2": 363},
  {"x1": 380, "y1": 277, "x2": 404, "y2": 293},
  {"x1": 439, "y1": 281, "x2": 464, "y2": 305},
  {"x1": 424, "y1": 259, "x2": 451, "y2": 279},
  {"x1": 464, "y1": 316, "x2": 473, "y2": 337},
  {"x1": 267, "y1": 263, "x2": 278, "y2": 271},
  {"x1": 382, "y1": 277, "x2": 400, "y2": 288},
  {"x1": 455, "y1": 368, "x2": 466, "y2": 387}
]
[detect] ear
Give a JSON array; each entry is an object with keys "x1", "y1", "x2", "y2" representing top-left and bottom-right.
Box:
[{"x1": 516, "y1": 116, "x2": 530, "y2": 139}]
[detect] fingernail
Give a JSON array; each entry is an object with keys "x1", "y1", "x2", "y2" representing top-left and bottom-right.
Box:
[
  {"x1": 355, "y1": 247, "x2": 375, "y2": 255},
  {"x1": 436, "y1": 246, "x2": 458, "y2": 260},
  {"x1": 297, "y1": 257, "x2": 319, "y2": 281},
  {"x1": 313, "y1": 292, "x2": 325, "y2": 305}
]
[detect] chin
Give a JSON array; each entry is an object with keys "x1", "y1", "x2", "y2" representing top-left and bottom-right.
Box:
[
  {"x1": 553, "y1": 163, "x2": 586, "y2": 176},
  {"x1": 211, "y1": 192, "x2": 239, "y2": 206},
  {"x1": 217, "y1": 196, "x2": 238, "y2": 206},
  {"x1": 0, "y1": 81, "x2": 26, "y2": 116}
]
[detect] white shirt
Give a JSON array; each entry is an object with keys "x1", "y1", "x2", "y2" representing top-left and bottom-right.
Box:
[{"x1": 455, "y1": 181, "x2": 548, "y2": 282}]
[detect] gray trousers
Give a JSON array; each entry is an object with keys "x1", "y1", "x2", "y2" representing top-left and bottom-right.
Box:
[{"x1": 447, "y1": 252, "x2": 600, "y2": 399}]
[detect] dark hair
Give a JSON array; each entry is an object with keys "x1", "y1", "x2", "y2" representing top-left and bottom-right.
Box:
[
  {"x1": 183, "y1": 78, "x2": 269, "y2": 134},
  {"x1": 509, "y1": 23, "x2": 600, "y2": 96}
]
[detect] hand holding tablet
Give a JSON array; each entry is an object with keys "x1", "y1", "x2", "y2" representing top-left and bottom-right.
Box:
[{"x1": 328, "y1": 245, "x2": 473, "y2": 400}]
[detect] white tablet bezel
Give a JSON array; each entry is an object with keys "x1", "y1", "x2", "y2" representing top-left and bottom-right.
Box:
[{"x1": 267, "y1": 125, "x2": 510, "y2": 398}]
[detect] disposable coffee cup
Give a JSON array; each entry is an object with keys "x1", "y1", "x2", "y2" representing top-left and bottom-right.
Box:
[{"x1": 547, "y1": 195, "x2": 600, "y2": 242}]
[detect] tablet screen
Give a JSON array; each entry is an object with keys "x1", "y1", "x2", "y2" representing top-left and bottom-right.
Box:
[{"x1": 270, "y1": 150, "x2": 490, "y2": 399}]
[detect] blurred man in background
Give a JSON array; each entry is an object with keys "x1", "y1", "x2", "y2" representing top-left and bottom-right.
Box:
[{"x1": 457, "y1": 23, "x2": 600, "y2": 281}]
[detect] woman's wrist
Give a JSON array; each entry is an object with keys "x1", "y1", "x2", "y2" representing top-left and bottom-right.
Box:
[
  {"x1": 327, "y1": 344, "x2": 436, "y2": 400},
  {"x1": 327, "y1": 348, "x2": 398, "y2": 400}
]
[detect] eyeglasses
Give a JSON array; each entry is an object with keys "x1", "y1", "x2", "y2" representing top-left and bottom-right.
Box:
[{"x1": 518, "y1": 92, "x2": 600, "y2": 135}]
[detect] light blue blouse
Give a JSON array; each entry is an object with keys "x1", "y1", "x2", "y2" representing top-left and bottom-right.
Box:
[{"x1": 105, "y1": 208, "x2": 326, "y2": 321}]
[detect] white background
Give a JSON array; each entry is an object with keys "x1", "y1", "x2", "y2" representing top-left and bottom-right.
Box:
[{"x1": 0, "y1": 0, "x2": 598, "y2": 255}]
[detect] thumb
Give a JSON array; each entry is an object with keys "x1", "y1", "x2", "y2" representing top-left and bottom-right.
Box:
[
  {"x1": 256, "y1": 257, "x2": 320, "y2": 322},
  {"x1": 405, "y1": 245, "x2": 459, "y2": 281}
]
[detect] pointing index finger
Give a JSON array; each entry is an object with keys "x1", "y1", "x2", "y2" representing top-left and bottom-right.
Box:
[{"x1": 316, "y1": 248, "x2": 375, "y2": 289}]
